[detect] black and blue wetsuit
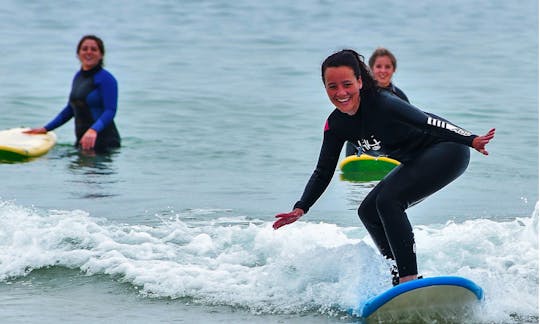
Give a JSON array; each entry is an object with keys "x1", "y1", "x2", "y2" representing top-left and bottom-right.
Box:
[
  {"x1": 346, "y1": 83, "x2": 408, "y2": 156},
  {"x1": 44, "y1": 65, "x2": 120, "y2": 152},
  {"x1": 294, "y1": 90, "x2": 476, "y2": 277}
]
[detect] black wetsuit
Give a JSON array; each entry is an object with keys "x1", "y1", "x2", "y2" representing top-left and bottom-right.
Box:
[
  {"x1": 384, "y1": 83, "x2": 409, "y2": 103},
  {"x1": 345, "y1": 83, "x2": 409, "y2": 156},
  {"x1": 44, "y1": 65, "x2": 120, "y2": 152},
  {"x1": 294, "y1": 90, "x2": 476, "y2": 277}
]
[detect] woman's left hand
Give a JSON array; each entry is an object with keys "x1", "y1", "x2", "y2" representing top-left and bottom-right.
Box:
[
  {"x1": 80, "y1": 129, "x2": 97, "y2": 150},
  {"x1": 472, "y1": 128, "x2": 495, "y2": 155}
]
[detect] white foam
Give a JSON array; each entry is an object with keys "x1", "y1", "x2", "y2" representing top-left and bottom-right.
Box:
[{"x1": 0, "y1": 200, "x2": 537, "y2": 322}]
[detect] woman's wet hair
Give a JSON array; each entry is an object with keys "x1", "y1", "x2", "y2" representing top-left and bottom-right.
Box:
[
  {"x1": 77, "y1": 35, "x2": 105, "y2": 67},
  {"x1": 321, "y1": 49, "x2": 377, "y2": 93}
]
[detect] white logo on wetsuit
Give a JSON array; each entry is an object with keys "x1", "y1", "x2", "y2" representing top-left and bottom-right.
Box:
[
  {"x1": 427, "y1": 117, "x2": 472, "y2": 136},
  {"x1": 359, "y1": 136, "x2": 382, "y2": 151}
]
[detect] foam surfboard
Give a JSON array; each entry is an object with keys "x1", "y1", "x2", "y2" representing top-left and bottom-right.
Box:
[
  {"x1": 358, "y1": 276, "x2": 483, "y2": 323},
  {"x1": 0, "y1": 127, "x2": 57, "y2": 161},
  {"x1": 339, "y1": 154, "x2": 400, "y2": 182}
]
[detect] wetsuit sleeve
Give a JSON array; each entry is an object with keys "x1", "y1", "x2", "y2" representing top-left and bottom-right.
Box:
[
  {"x1": 91, "y1": 72, "x2": 118, "y2": 133},
  {"x1": 384, "y1": 95, "x2": 477, "y2": 146},
  {"x1": 294, "y1": 123, "x2": 344, "y2": 213},
  {"x1": 44, "y1": 104, "x2": 74, "y2": 131}
]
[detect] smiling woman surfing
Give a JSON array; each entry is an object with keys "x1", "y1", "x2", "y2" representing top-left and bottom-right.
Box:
[
  {"x1": 273, "y1": 49, "x2": 495, "y2": 286},
  {"x1": 25, "y1": 35, "x2": 121, "y2": 153}
]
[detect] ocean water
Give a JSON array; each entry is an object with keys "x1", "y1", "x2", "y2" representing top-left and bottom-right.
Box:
[{"x1": 0, "y1": 0, "x2": 538, "y2": 323}]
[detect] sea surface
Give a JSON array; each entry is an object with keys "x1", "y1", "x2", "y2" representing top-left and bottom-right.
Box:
[{"x1": 0, "y1": 0, "x2": 538, "y2": 323}]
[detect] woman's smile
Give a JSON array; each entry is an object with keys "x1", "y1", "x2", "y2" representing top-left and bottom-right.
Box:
[{"x1": 324, "y1": 66, "x2": 362, "y2": 115}]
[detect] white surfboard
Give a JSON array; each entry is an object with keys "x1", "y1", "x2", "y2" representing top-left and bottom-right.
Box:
[
  {"x1": 0, "y1": 127, "x2": 57, "y2": 161},
  {"x1": 358, "y1": 276, "x2": 483, "y2": 323}
]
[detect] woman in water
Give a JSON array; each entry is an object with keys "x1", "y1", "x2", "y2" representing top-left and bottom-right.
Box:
[
  {"x1": 273, "y1": 49, "x2": 495, "y2": 285},
  {"x1": 25, "y1": 35, "x2": 120, "y2": 153},
  {"x1": 369, "y1": 47, "x2": 408, "y2": 101}
]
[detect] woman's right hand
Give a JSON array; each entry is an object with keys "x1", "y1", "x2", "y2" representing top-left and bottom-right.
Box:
[
  {"x1": 273, "y1": 208, "x2": 305, "y2": 230},
  {"x1": 23, "y1": 127, "x2": 47, "y2": 134},
  {"x1": 472, "y1": 128, "x2": 495, "y2": 155}
]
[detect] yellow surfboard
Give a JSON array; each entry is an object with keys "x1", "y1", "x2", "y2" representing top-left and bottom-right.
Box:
[
  {"x1": 0, "y1": 127, "x2": 57, "y2": 161},
  {"x1": 339, "y1": 154, "x2": 400, "y2": 182}
]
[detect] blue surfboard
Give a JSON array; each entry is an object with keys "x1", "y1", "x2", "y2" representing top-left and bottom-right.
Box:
[{"x1": 358, "y1": 276, "x2": 483, "y2": 323}]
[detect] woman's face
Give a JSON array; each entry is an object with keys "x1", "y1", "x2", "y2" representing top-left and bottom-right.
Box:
[
  {"x1": 78, "y1": 39, "x2": 103, "y2": 71},
  {"x1": 324, "y1": 66, "x2": 362, "y2": 115},
  {"x1": 371, "y1": 55, "x2": 395, "y2": 87}
]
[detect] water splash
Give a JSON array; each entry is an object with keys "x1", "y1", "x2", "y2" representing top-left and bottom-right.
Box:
[{"x1": 0, "y1": 200, "x2": 537, "y2": 322}]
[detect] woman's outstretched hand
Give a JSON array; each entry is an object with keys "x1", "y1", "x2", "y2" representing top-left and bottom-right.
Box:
[
  {"x1": 273, "y1": 208, "x2": 305, "y2": 230},
  {"x1": 23, "y1": 127, "x2": 47, "y2": 134},
  {"x1": 472, "y1": 128, "x2": 495, "y2": 155}
]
